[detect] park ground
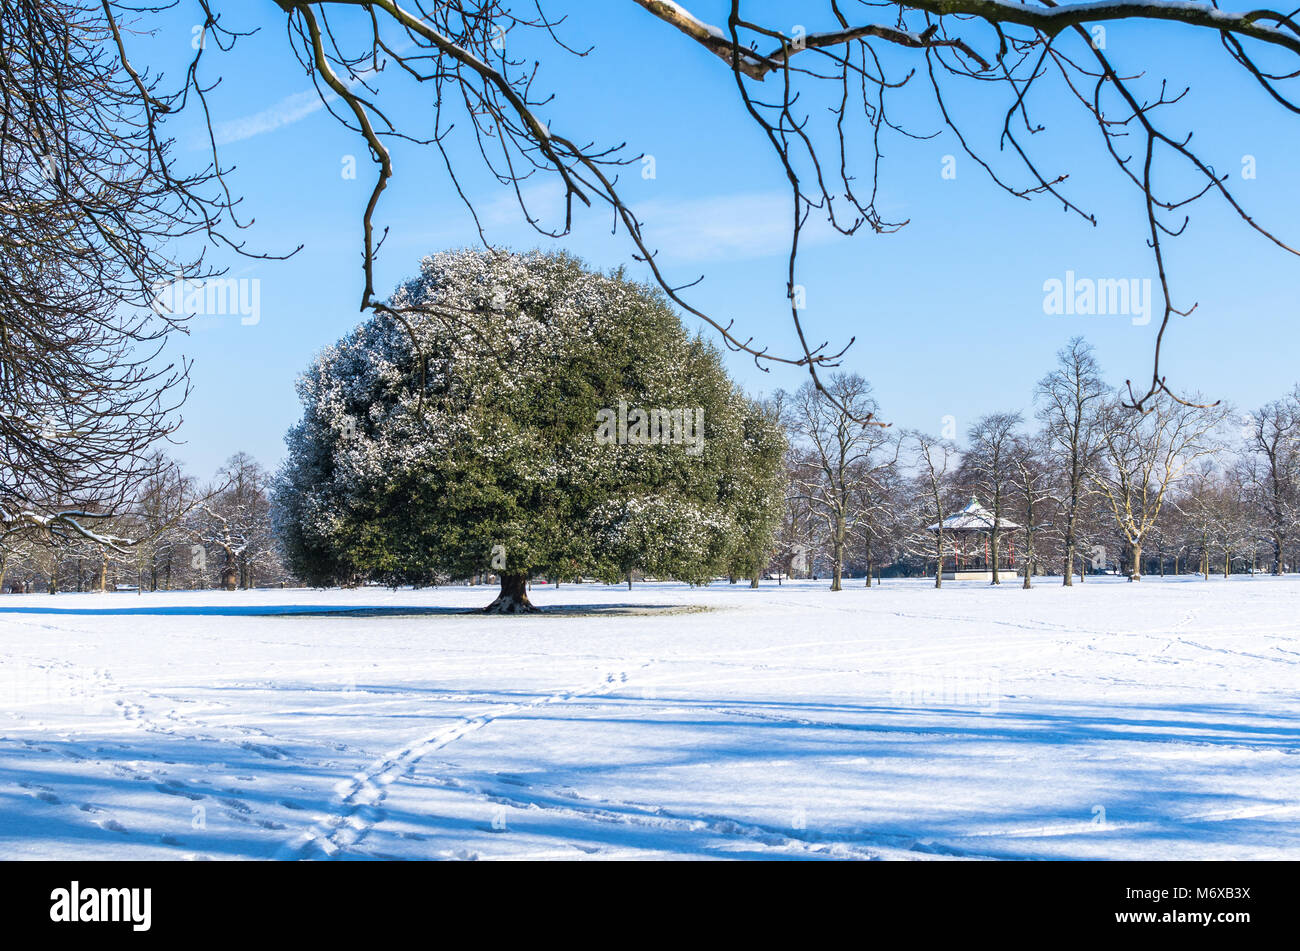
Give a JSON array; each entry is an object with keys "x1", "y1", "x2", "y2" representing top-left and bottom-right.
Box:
[{"x1": 1, "y1": 576, "x2": 1297, "y2": 860}]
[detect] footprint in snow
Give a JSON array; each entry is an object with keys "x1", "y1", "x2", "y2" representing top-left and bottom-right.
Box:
[
  {"x1": 239, "y1": 742, "x2": 287, "y2": 760},
  {"x1": 154, "y1": 783, "x2": 204, "y2": 801}
]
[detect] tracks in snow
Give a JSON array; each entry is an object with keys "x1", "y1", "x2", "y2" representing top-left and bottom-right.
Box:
[{"x1": 277, "y1": 668, "x2": 642, "y2": 859}]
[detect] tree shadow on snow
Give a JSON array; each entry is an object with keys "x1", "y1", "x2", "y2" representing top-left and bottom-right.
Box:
[{"x1": 0, "y1": 603, "x2": 704, "y2": 618}]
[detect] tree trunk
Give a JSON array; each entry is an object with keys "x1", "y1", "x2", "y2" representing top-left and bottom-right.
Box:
[
  {"x1": 221, "y1": 556, "x2": 238, "y2": 591},
  {"x1": 750, "y1": 568, "x2": 760, "y2": 588},
  {"x1": 990, "y1": 527, "x2": 1001, "y2": 585},
  {"x1": 830, "y1": 517, "x2": 844, "y2": 592},
  {"x1": 1128, "y1": 544, "x2": 1142, "y2": 582},
  {"x1": 483, "y1": 573, "x2": 539, "y2": 614},
  {"x1": 1063, "y1": 542, "x2": 1074, "y2": 587}
]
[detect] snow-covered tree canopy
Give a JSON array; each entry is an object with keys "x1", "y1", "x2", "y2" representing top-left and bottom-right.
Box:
[{"x1": 274, "y1": 249, "x2": 786, "y2": 610}]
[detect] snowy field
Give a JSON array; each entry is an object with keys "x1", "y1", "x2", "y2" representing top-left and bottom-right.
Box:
[{"x1": 1, "y1": 576, "x2": 1298, "y2": 861}]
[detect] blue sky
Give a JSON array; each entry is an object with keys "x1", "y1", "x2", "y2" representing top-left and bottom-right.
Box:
[{"x1": 129, "y1": 3, "x2": 1300, "y2": 478}]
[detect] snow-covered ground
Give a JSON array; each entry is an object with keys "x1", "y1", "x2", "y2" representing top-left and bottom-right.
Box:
[{"x1": 2, "y1": 576, "x2": 1298, "y2": 860}]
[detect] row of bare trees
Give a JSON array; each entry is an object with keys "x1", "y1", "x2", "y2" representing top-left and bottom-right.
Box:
[
  {"x1": 772, "y1": 338, "x2": 1297, "y2": 589},
  {"x1": 0, "y1": 453, "x2": 289, "y2": 594}
]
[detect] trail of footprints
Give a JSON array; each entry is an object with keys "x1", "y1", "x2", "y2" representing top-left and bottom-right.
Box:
[
  {"x1": 276, "y1": 664, "x2": 899, "y2": 861},
  {"x1": 278, "y1": 668, "x2": 641, "y2": 859},
  {"x1": 8, "y1": 658, "x2": 311, "y2": 853},
  {"x1": 15, "y1": 656, "x2": 905, "y2": 860}
]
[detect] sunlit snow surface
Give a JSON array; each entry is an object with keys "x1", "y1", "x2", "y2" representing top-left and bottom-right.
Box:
[{"x1": 1, "y1": 577, "x2": 1297, "y2": 860}]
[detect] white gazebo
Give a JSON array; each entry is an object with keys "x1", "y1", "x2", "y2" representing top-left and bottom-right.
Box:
[{"x1": 927, "y1": 497, "x2": 1020, "y2": 581}]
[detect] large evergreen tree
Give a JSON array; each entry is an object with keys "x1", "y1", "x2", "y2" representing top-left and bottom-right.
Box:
[{"x1": 274, "y1": 249, "x2": 785, "y2": 612}]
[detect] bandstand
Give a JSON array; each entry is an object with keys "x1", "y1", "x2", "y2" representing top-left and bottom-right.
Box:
[{"x1": 927, "y1": 497, "x2": 1020, "y2": 581}]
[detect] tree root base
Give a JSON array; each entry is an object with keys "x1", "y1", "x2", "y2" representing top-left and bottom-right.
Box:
[{"x1": 481, "y1": 595, "x2": 541, "y2": 615}]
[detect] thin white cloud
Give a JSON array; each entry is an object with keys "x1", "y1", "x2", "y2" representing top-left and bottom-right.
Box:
[
  {"x1": 209, "y1": 89, "x2": 336, "y2": 147},
  {"x1": 478, "y1": 183, "x2": 833, "y2": 263},
  {"x1": 633, "y1": 191, "x2": 811, "y2": 263},
  {"x1": 205, "y1": 39, "x2": 416, "y2": 148}
]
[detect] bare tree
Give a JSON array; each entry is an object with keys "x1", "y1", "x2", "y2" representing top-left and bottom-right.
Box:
[
  {"x1": 127, "y1": 457, "x2": 198, "y2": 591},
  {"x1": 908, "y1": 431, "x2": 960, "y2": 589},
  {"x1": 1036, "y1": 338, "x2": 1107, "y2": 585},
  {"x1": 0, "y1": 2, "x2": 275, "y2": 541},
  {"x1": 1089, "y1": 394, "x2": 1230, "y2": 581},
  {"x1": 1241, "y1": 391, "x2": 1300, "y2": 575},
  {"x1": 1208, "y1": 465, "x2": 1253, "y2": 577},
  {"x1": 191, "y1": 453, "x2": 279, "y2": 590},
  {"x1": 848, "y1": 459, "x2": 904, "y2": 587},
  {"x1": 771, "y1": 454, "x2": 820, "y2": 584},
  {"x1": 1173, "y1": 463, "x2": 1219, "y2": 579},
  {"x1": 1008, "y1": 434, "x2": 1054, "y2": 589},
  {"x1": 0, "y1": 535, "x2": 33, "y2": 591},
  {"x1": 959, "y1": 412, "x2": 1023, "y2": 585},
  {"x1": 784, "y1": 375, "x2": 894, "y2": 591}
]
